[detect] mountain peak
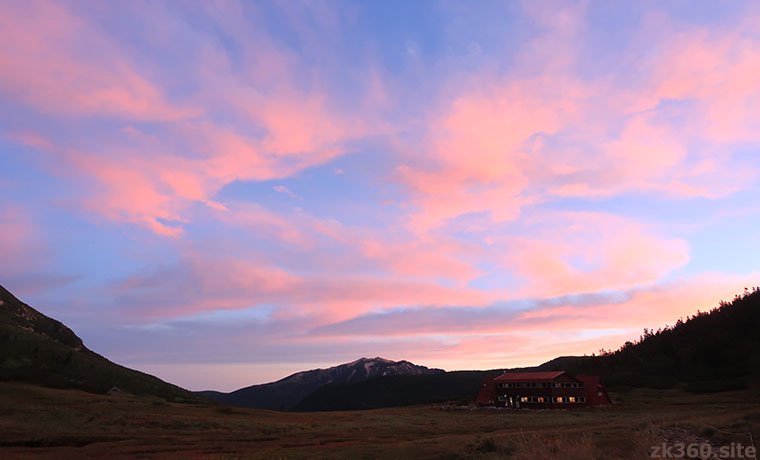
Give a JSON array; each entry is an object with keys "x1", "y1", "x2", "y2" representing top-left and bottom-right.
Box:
[
  {"x1": 347, "y1": 356, "x2": 395, "y2": 366},
  {"x1": 200, "y1": 356, "x2": 444, "y2": 410}
]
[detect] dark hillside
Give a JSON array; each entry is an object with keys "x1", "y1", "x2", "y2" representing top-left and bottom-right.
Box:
[
  {"x1": 0, "y1": 284, "x2": 205, "y2": 403},
  {"x1": 566, "y1": 287, "x2": 760, "y2": 392},
  {"x1": 293, "y1": 370, "x2": 504, "y2": 411}
]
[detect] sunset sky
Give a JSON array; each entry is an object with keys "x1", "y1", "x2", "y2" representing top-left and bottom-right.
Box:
[{"x1": 1, "y1": 0, "x2": 759, "y2": 391}]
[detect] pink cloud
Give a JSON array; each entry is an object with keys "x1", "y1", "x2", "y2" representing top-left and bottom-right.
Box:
[
  {"x1": 211, "y1": 202, "x2": 485, "y2": 284},
  {"x1": 1, "y1": 1, "x2": 381, "y2": 238},
  {"x1": 648, "y1": 25, "x2": 760, "y2": 143},
  {"x1": 397, "y1": 77, "x2": 581, "y2": 233},
  {"x1": 305, "y1": 273, "x2": 759, "y2": 374},
  {"x1": 501, "y1": 212, "x2": 690, "y2": 297},
  {"x1": 514, "y1": 272, "x2": 760, "y2": 336},
  {"x1": 0, "y1": 206, "x2": 77, "y2": 296},
  {"x1": 108, "y1": 249, "x2": 494, "y2": 321},
  {"x1": 0, "y1": 207, "x2": 36, "y2": 262},
  {"x1": 0, "y1": 2, "x2": 196, "y2": 120},
  {"x1": 317, "y1": 272, "x2": 760, "y2": 339},
  {"x1": 12, "y1": 87, "x2": 372, "y2": 238},
  {"x1": 393, "y1": 13, "x2": 760, "y2": 235},
  {"x1": 272, "y1": 185, "x2": 303, "y2": 200}
]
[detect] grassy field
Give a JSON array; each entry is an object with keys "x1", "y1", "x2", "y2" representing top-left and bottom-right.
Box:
[{"x1": 0, "y1": 383, "x2": 758, "y2": 459}]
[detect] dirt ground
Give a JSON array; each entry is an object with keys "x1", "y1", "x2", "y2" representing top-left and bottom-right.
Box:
[{"x1": 0, "y1": 383, "x2": 757, "y2": 459}]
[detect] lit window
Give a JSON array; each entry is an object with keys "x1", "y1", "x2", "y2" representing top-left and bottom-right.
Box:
[
  {"x1": 520, "y1": 396, "x2": 528, "y2": 403},
  {"x1": 537, "y1": 397, "x2": 545, "y2": 403},
  {"x1": 556, "y1": 397, "x2": 564, "y2": 403},
  {"x1": 568, "y1": 397, "x2": 576, "y2": 403}
]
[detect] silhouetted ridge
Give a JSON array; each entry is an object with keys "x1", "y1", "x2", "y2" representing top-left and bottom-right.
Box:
[
  {"x1": 0, "y1": 284, "x2": 204, "y2": 402},
  {"x1": 198, "y1": 357, "x2": 443, "y2": 410},
  {"x1": 289, "y1": 288, "x2": 760, "y2": 410},
  {"x1": 563, "y1": 286, "x2": 760, "y2": 392},
  {"x1": 0, "y1": 285, "x2": 83, "y2": 350}
]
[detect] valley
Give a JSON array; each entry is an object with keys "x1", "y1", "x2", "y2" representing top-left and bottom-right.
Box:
[
  {"x1": 2, "y1": 285, "x2": 759, "y2": 458},
  {"x1": 1, "y1": 382, "x2": 757, "y2": 459}
]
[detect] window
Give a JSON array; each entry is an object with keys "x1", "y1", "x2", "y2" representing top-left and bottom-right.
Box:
[
  {"x1": 555, "y1": 397, "x2": 564, "y2": 403},
  {"x1": 520, "y1": 396, "x2": 528, "y2": 403},
  {"x1": 537, "y1": 397, "x2": 545, "y2": 403},
  {"x1": 579, "y1": 397, "x2": 586, "y2": 403},
  {"x1": 568, "y1": 397, "x2": 576, "y2": 403}
]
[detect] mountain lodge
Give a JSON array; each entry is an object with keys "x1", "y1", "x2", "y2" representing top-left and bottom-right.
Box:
[{"x1": 476, "y1": 371, "x2": 611, "y2": 408}]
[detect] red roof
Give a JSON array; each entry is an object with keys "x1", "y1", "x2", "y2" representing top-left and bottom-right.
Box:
[{"x1": 492, "y1": 371, "x2": 565, "y2": 382}]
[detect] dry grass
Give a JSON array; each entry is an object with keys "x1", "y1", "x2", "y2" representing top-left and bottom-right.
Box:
[{"x1": 0, "y1": 383, "x2": 757, "y2": 459}]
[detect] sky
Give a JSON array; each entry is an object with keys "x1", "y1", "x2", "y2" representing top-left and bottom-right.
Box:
[{"x1": 1, "y1": 0, "x2": 759, "y2": 392}]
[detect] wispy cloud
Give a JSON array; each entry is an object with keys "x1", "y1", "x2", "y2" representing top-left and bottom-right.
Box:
[
  {"x1": 1, "y1": 0, "x2": 759, "y2": 390},
  {"x1": 273, "y1": 185, "x2": 303, "y2": 200}
]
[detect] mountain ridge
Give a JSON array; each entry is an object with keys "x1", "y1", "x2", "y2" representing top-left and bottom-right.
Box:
[
  {"x1": 0, "y1": 284, "x2": 205, "y2": 403},
  {"x1": 286, "y1": 288, "x2": 760, "y2": 411},
  {"x1": 4, "y1": 283, "x2": 757, "y2": 412},
  {"x1": 198, "y1": 356, "x2": 444, "y2": 410}
]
